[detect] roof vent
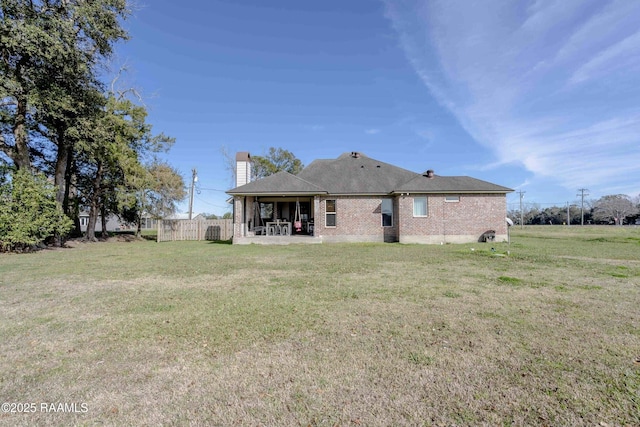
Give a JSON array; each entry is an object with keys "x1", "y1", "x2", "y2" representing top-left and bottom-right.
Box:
[
  {"x1": 424, "y1": 169, "x2": 435, "y2": 178},
  {"x1": 351, "y1": 151, "x2": 361, "y2": 158}
]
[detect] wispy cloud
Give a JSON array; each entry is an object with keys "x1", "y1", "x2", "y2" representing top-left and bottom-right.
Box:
[
  {"x1": 384, "y1": 0, "x2": 640, "y2": 196},
  {"x1": 365, "y1": 128, "x2": 381, "y2": 135},
  {"x1": 569, "y1": 30, "x2": 640, "y2": 84}
]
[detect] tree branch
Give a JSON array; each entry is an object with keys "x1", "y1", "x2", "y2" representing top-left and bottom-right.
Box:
[{"x1": 0, "y1": 137, "x2": 16, "y2": 159}]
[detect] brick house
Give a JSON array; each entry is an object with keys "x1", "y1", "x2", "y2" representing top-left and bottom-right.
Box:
[{"x1": 227, "y1": 152, "x2": 513, "y2": 244}]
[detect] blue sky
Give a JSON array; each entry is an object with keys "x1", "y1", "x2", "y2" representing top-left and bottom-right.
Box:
[{"x1": 114, "y1": 0, "x2": 640, "y2": 216}]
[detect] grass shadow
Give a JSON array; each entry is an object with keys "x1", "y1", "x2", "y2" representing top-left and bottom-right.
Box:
[{"x1": 207, "y1": 239, "x2": 233, "y2": 245}]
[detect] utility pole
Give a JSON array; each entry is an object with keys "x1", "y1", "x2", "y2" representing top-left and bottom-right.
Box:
[
  {"x1": 577, "y1": 188, "x2": 589, "y2": 225},
  {"x1": 518, "y1": 191, "x2": 526, "y2": 229},
  {"x1": 566, "y1": 202, "x2": 570, "y2": 226},
  {"x1": 188, "y1": 168, "x2": 198, "y2": 220}
]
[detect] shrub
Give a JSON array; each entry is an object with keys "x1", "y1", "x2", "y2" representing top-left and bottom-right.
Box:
[{"x1": 0, "y1": 169, "x2": 73, "y2": 252}]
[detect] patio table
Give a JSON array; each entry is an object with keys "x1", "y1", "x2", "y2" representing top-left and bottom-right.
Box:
[{"x1": 266, "y1": 221, "x2": 291, "y2": 236}]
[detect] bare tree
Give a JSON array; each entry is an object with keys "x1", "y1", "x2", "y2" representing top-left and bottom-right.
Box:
[
  {"x1": 592, "y1": 194, "x2": 638, "y2": 225},
  {"x1": 220, "y1": 145, "x2": 237, "y2": 188}
]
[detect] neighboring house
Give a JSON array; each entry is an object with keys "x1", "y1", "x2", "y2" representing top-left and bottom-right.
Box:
[
  {"x1": 227, "y1": 151, "x2": 513, "y2": 244},
  {"x1": 78, "y1": 213, "x2": 123, "y2": 233},
  {"x1": 78, "y1": 213, "x2": 157, "y2": 233}
]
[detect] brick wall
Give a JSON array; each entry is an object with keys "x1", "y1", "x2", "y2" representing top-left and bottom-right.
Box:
[
  {"x1": 233, "y1": 196, "x2": 261, "y2": 238},
  {"x1": 398, "y1": 193, "x2": 507, "y2": 243},
  {"x1": 233, "y1": 197, "x2": 244, "y2": 238},
  {"x1": 235, "y1": 193, "x2": 508, "y2": 244},
  {"x1": 315, "y1": 196, "x2": 398, "y2": 243}
]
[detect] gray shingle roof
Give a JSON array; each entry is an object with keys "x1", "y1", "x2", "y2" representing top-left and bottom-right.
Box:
[
  {"x1": 226, "y1": 152, "x2": 513, "y2": 196},
  {"x1": 227, "y1": 170, "x2": 326, "y2": 195},
  {"x1": 297, "y1": 153, "x2": 418, "y2": 194},
  {"x1": 395, "y1": 174, "x2": 513, "y2": 194}
]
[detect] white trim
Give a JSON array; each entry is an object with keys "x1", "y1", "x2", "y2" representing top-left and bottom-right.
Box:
[{"x1": 325, "y1": 199, "x2": 336, "y2": 227}]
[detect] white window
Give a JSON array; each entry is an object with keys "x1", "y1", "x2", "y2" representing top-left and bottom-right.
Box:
[
  {"x1": 80, "y1": 217, "x2": 88, "y2": 226},
  {"x1": 413, "y1": 197, "x2": 428, "y2": 217},
  {"x1": 325, "y1": 200, "x2": 336, "y2": 227},
  {"x1": 445, "y1": 195, "x2": 460, "y2": 202},
  {"x1": 381, "y1": 199, "x2": 393, "y2": 227}
]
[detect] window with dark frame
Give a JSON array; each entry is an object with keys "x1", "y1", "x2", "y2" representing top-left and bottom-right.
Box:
[
  {"x1": 326, "y1": 199, "x2": 336, "y2": 227},
  {"x1": 381, "y1": 198, "x2": 393, "y2": 227}
]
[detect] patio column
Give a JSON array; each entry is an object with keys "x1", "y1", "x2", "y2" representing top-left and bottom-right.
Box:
[{"x1": 233, "y1": 196, "x2": 247, "y2": 237}]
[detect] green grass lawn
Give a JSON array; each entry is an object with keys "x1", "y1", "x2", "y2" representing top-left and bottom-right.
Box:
[{"x1": 0, "y1": 226, "x2": 639, "y2": 426}]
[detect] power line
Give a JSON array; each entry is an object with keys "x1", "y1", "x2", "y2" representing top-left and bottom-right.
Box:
[
  {"x1": 507, "y1": 202, "x2": 571, "y2": 207},
  {"x1": 197, "y1": 187, "x2": 228, "y2": 192},
  {"x1": 194, "y1": 194, "x2": 231, "y2": 210}
]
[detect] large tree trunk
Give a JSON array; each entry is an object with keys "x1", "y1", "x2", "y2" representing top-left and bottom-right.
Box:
[
  {"x1": 136, "y1": 213, "x2": 142, "y2": 238},
  {"x1": 54, "y1": 135, "x2": 70, "y2": 207},
  {"x1": 53, "y1": 136, "x2": 71, "y2": 246},
  {"x1": 136, "y1": 190, "x2": 143, "y2": 238},
  {"x1": 101, "y1": 204, "x2": 108, "y2": 239},
  {"x1": 63, "y1": 148, "x2": 74, "y2": 215},
  {"x1": 86, "y1": 161, "x2": 103, "y2": 241},
  {"x1": 13, "y1": 93, "x2": 31, "y2": 169},
  {"x1": 86, "y1": 200, "x2": 99, "y2": 242},
  {"x1": 67, "y1": 157, "x2": 83, "y2": 237}
]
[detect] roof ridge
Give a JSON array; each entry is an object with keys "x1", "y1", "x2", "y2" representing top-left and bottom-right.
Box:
[{"x1": 280, "y1": 170, "x2": 327, "y2": 192}]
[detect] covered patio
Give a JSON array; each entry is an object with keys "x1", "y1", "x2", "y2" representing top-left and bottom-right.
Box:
[
  {"x1": 227, "y1": 169, "x2": 327, "y2": 244},
  {"x1": 231, "y1": 195, "x2": 323, "y2": 245},
  {"x1": 251, "y1": 196, "x2": 314, "y2": 235}
]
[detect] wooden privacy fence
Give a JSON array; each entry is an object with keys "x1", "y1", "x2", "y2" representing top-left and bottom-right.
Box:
[{"x1": 157, "y1": 219, "x2": 233, "y2": 242}]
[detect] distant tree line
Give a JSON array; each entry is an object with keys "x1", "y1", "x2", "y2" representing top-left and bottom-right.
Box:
[
  {"x1": 204, "y1": 212, "x2": 233, "y2": 220},
  {"x1": 508, "y1": 194, "x2": 640, "y2": 226},
  {"x1": 0, "y1": 1, "x2": 185, "y2": 251}
]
